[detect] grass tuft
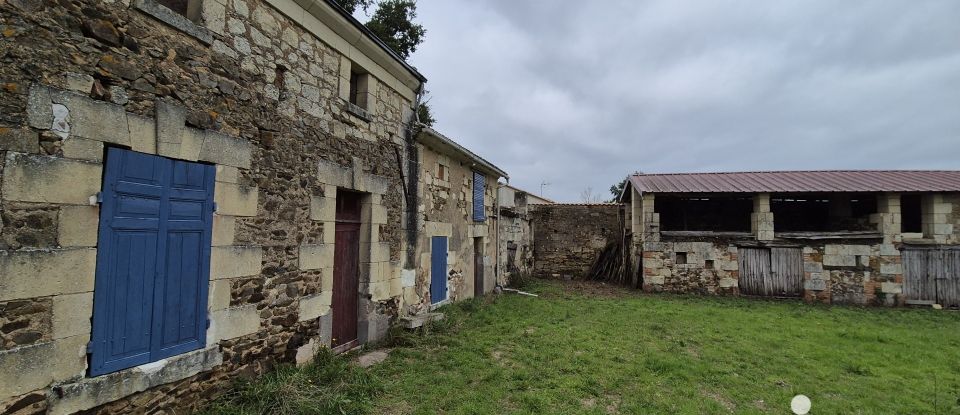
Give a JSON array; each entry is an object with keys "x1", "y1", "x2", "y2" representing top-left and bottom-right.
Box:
[{"x1": 199, "y1": 347, "x2": 381, "y2": 415}]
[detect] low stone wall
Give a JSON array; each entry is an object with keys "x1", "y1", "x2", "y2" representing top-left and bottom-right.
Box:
[
  {"x1": 641, "y1": 238, "x2": 905, "y2": 305},
  {"x1": 531, "y1": 204, "x2": 620, "y2": 278}
]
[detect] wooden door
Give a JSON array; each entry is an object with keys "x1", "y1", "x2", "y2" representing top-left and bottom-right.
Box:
[
  {"x1": 474, "y1": 237, "x2": 484, "y2": 297},
  {"x1": 770, "y1": 247, "x2": 803, "y2": 297},
  {"x1": 738, "y1": 248, "x2": 772, "y2": 296},
  {"x1": 738, "y1": 247, "x2": 802, "y2": 297},
  {"x1": 332, "y1": 192, "x2": 361, "y2": 351},
  {"x1": 904, "y1": 248, "x2": 960, "y2": 307}
]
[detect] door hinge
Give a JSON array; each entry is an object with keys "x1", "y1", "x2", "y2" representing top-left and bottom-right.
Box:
[
  {"x1": 212, "y1": 202, "x2": 218, "y2": 213},
  {"x1": 206, "y1": 317, "x2": 211, "y2": 329},
  {"x1": 94, "y1": 192, "x2": 103, "y2": 204},
  {"x1": 86, "y1": 341, "x2": 94, "y2": 353}
]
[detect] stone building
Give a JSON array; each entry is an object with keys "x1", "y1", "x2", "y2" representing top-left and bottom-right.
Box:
[
  {"x1": 622, "y1": 171, "x2": 960, "y2": 307},
  {"x1": 530, "y1": 204, "x2": 621, "y2": 279},
  {"x1": 497, "y1": 185, "x2": 549, "y2": 281},
  {"x1": 410, "y1": 127, "x2": 506, "y2": 312},
  {"x1": 0, "y1": 0, "x2": 506, "y2": 413}
]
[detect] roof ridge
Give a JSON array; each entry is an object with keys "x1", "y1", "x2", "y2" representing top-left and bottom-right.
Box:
[{"x1": 632, "y1": 169, "x2": 960, "y2": 177}]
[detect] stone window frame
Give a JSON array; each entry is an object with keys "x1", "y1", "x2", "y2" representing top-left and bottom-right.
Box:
[
  {"x1": 132, "y1": 0, "x2": 214, "y2": 45},
  {"x1": 15, "y1": 84, "x2": 261, "y2": 413},
  {"x1": 338, "y1": 58, "x2": 374, "y2": 122}
]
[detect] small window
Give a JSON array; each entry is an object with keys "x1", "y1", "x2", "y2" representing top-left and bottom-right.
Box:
[
  {"x1": 437, "y1": 164, "x2": 447, "y2": 181},
  {"x1": 349, "y1": 69, "x2": 370, "y2": 110},
  {"x1": 705, "y1": 260, "x2": 714, "y2": 269},
  {"x1": 676, "y1": 252, "x2": 687, "y2": 265},
  {"x1": 902, "y1": 194, "x2": 922, "y2": 234}
]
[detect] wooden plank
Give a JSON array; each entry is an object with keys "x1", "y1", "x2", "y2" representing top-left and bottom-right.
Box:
[
  {"x1": 939, "y1": 250, "x2": 960, "y2": 307},
  {"x1": 771, "y1": 247, "x2": 803, "y2": 297},
  {"x1": 738, "y1": 248, "x2": 772, "y2": 296}
]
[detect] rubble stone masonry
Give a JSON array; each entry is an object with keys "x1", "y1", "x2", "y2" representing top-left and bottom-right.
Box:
[
  {"x1": 0, "y1": 0, "x2": 420, "y2": 412},
  {"x1": 531, "y1": 204, "x2": 620, "y2": 278}
]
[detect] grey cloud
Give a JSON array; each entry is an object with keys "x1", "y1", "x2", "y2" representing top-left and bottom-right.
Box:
[{"x1": 408, "y1": 0, "x2": 960, "y2": 201}]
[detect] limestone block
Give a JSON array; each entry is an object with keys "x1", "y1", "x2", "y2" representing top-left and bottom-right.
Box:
[
  {"x1": 425, "y1": 221, "x2": 452, "y2": 237},
  {"x1": 295, "y1": 337, "x2": 321, "y2": 366},
  {"x1": 2, "y1": 153, "x2": 102, "y2": 205},
  {"x1": 389, "y1": 277, "x2": 402, "y2": 297},
  {"x1": 299, "y1": 244, "x2": 333, "y2": 270},
  {"x1": 881, "y1": 282, "x2": 903, "y2": 294},
  {"x1": 402, "y1": 286, "x2": 420, "y2": 306},
  {"x1": 62, "y1": 137, "x2": 104, "y2": 161},
  {"x1": 52, "y1": 292, "x2": 93, "y2": 340},
  {"x1": 215, "y1": 165, "x2": 240, "y2": 184},
  {"x1": 362, "y1": 204, "x2": 387, "y2": 225},
  {"x1": 208, "y1": 279, "x2": 231, "y2": 311},
  {"x1": 368, "y1": 242, "x2": 390, "y2": 263},
  {"x1": 208, "y1": 304, "x2": 260, "y2": 343},
  {"x1": 0, "y1": 249, "x2": 96, "y2": 301},
  {"x1": 804, "y1": 279, "x2": 827, "y2": 291},
  {"x1": 646, "y1": 275, "x2": 666, "y2": 285},
  {"x1": 201, "y1": 0, "x2": 227, "y2": 35},
  {"x1": 127, "y1": 114, "x2": 157, "y2": 154},
  {"x1": 199, "y1": 131, "x2": 253, "y2": 168},
  {"x1": 64, "y1": 72, "x2": 94, "y2": 93},
  {"x1": 156, "y1": 99, "x2": 186, "y2": 146},
  {"x1": 320, "y1": 267, "x2": 334, "y2": 291},
  {"x1": 58, "y1": 205, "x2": 100, "y2": 247},
  {"x1": 721, "y1": 260, "x2": 739, "y2": 271},
  {"x1": 177, "y1": 127, "x2": 204, "y2": 161},
  {"x1": 214, "y1": 183, "x2": 258, "y2": 216},
  {"x1": 212, "y1": 215, "x2": 236, "y2": 246},
  {"x1": 880, "y1": 263, "x2": 903, "y2": 275},
  {"x1": 47, "y1": 346, "x2": 222, "y2": 415},
  {"x1": 880, "y1": 244, "x2": 900, "y2": 256},
  {"x1": 317, "y1": 159, "x2": 350, "y2": 187},
  {"x1": 210, "y1": 246, "x2": 262, "y2": 279},
  {"x1": 298, "y1": 292, "x2": 332, "y2": 322},
  {"x1": 0, "y1": 127, "x2": 39, "y2": 153},
  {"x1": 54, "y1": 91, "x2": 130, "y2": 145},
  {"x1": 368, "y1": 281, "x2": 390, "y2": 302},
  {"x1": 803, "y1": 261, "x2": 823, "y2": 273},
  {"x1": 401, "y1": 268, "x2": 416, "y2": 288},
  {"x1": 822, "y1": 255, "x2": 856, "y2": 267},
  {"x1": 310, "y1": 196, "x2": 335, "y2": 221},
  {"x1": 320, "y1": 222, "x2": 339, "y2": 245},
  {"x1": 718, "y1": 278, "x2": 737, "y2": 288},
  {"x1": 367, "y1": 174, "x2": 391, "y2": 195},
  {"x1": 0, "y1": 335, "x2": 87, "y2": 402},
  {"x1": 27, "y1": 84, "x2": 53, "y2": 129},
  {"x1": 934, "y1": 224, "x2": 954, "y2": 235}
]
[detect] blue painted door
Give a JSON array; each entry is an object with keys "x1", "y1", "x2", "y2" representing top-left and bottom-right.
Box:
[
  {"x1": 90, "y1": 148, "x2": 215, "y2": 376},
  {"x1": 430, "y1": 236, "x2": 448, "y2": 304}
]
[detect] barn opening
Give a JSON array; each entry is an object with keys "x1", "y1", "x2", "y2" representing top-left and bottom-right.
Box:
[
  {"x1": 771, "y1": 193, "x2": 877, "y2": 233},
  {"x1": 656, "y1": 194, "x2": 753, "y2": 233}
]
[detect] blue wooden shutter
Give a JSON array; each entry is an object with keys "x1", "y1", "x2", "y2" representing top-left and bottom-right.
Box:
[
  {"x1": 430, "y1": 236, "x2": 448, "y2": 304},
  {"x1": 90, "y1": 148, "x2": 214, "y2": 376},
  {"x1": 472, "y1": 172, "x2": 485, "y2": 222}
]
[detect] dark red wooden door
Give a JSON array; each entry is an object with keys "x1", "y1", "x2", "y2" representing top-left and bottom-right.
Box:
[
  {"x1": 474, "y1": 237, "x2": 484, "y2": 297},
  {"x1": 332, "y1": 192, "x2": 361, "y2": 350}
]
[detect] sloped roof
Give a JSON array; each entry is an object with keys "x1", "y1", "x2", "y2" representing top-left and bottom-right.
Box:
[
  {"x1": 417, "y1": 126, "x2": 508, "y2": 179},
  {"x1": 628, "y1": 171, "x2": 960, "y2": 193}
]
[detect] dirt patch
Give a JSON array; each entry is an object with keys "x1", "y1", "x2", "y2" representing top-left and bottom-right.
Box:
[
  {"x1": 700, "y1": 389, "x2": 736, "y2": 412},
  {"x1": 548, "y1": 280, "x2": 641, "y2": 299}
]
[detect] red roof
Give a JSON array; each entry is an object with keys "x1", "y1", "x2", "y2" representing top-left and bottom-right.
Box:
[{"x1": 628, "y1": 171, "x2": 960, "y2": 193}]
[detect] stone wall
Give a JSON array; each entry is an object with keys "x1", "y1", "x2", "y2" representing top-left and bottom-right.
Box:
[
  {"x1": 410, "y1": 141, "x2": 498, "y2": 312},
  {"x1": 531, "y1": 204, "x2": 620, "y2": 278},
  {"x1": 498, "y1": 185, "x2": 536, "y2": 281},
  {"x1": 630, "y1": 191, "x2": 960, "y2": 306},
  {"x1": 0, "y1": 0, "x2": 419, "y2": 412}
]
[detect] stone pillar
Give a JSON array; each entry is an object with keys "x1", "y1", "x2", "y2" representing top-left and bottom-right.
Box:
[
  {"x1": 923, "y1": 194, "x2": 954, "y2": 243},
  {"x1": 752, "y1": 193, "x2": 774, "y2": 241},
  {"x1": 640, "y1": 193, "x2": 659, "y2": 243},
  {"x1": 872, "y1": 193, "x2": 901, "y2": 244}
]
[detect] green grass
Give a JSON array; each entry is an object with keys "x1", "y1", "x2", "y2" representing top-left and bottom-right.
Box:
[
  {"x1": 201, "y1": 279, "x2": 960, "y2": 414},
  {"x1": 372, "y1": 280, "x2": 960, "y2": 414}
]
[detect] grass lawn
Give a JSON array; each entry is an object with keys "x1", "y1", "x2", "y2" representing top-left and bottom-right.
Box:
[{"x1": 370, "y1": 280, "x2": 960, "y2": 414}]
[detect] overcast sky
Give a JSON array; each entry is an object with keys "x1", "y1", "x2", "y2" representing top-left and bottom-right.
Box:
[{"x1": 393, "y1": 0, "x2": 960, "y2": 202}]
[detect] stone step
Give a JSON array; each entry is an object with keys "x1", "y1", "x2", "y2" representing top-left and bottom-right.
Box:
[{"x1": 399, "y1": 312, "x2": 444, "y2": 329}]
